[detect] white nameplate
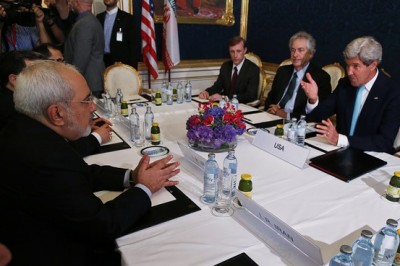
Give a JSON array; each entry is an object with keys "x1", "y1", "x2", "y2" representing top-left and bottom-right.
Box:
[
  {"x1": 177, "y1": 141, "x2": 223, "y2": 181},
  {"x1": 251, "y1": 130, "x2": 309, "y2": 168},
  {"x1": 234, "y1": 192, "x2": 324, "y2": 266}
]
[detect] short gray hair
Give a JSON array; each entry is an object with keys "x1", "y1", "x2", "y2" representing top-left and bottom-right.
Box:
[
  {"x1": 289, "y1": 31, "x2": 316, "y2": 55},
  {"x1": 343, "y1": 36, "x2": 382, "y2": 65},
  {"x1": 14, "y1": 61, "x2": 78, "y2": 119}
]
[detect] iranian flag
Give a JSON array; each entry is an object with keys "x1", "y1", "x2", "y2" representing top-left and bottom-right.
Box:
[{"x1": 162, "y1": 0, "x2": 180, "y2": 71}]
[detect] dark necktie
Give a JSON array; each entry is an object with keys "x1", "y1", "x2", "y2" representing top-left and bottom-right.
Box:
[
  {"x1": 229, "y1": 66, "x2": 238, "y2": 99},
  {"x1": 279, "y1": 72, "x2": 297, "y2": 108}
]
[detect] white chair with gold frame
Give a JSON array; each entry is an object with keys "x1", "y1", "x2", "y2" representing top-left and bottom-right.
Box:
[
  {"x1": 244, "y1": 52, "x2": 266, "y2": 108},
  {"x1": 322, "y1": 62, "x2": 345, "y2": 91},
  {"x1": 279, "y1": 58, "x2": 292, "y2": 67},
  {"x1": 104, "y1": 62, "x2": 142, "y2": 100}
]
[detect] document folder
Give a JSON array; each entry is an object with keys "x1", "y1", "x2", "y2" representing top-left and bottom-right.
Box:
[{"x1": 309, "y1": 147, "x2": 387, "y2": 182}]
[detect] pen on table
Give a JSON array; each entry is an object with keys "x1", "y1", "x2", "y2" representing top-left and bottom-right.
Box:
[
  {"x1": 242, "y1": 117, "x2": 253, "y2": 123},
  {"x1": 127, "y1": 98, "x2": 142, "y2": 103}
]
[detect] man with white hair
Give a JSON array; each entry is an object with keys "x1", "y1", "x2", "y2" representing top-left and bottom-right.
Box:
[
  {"x1": 304, "y1": 36, "x2": 400, "y2": 153},
  {"x1": 0, "y1": 61, "x2": 180, "y2": 265}
]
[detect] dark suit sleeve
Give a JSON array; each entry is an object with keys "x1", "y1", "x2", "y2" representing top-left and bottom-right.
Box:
[
  {"x1": 206, "y1": 62, "x2": 229, "y2": 96},
  {"x1": 69, "y1": 134, "x2": 101, "y2": 157},
  {"x1": 236, "y1": 61, "x2": 259, "y2": 103},
  {"x1": 264, "y1": 66, "x2": 289, "y2": 111}
]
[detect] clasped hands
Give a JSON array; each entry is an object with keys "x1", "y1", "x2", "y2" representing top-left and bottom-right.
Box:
[{"x1": 131, "y1": 155, "x2": 180, "y2": 193}]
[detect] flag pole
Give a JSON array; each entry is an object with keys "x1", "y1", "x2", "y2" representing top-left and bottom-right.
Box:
[{"x1": 148, "y1": 70, "x2": 151, "y2": 89}]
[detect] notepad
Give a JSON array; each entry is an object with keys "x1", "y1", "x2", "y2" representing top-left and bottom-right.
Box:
[{"x1": 309, "y1": 147, "x2": 387, "y2": 182}]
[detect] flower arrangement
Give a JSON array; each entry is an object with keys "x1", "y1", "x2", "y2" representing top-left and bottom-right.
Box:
[{"x1": 186, "y1": 102, "x2": 246, "y2": 150}]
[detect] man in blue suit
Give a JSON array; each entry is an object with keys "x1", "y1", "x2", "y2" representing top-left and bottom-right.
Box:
[{"x1": 304, "y1": 36, "x2": 400, "y2": 153}]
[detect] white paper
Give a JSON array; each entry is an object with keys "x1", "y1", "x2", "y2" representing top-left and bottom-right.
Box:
[
  {"x1": 244, "y1": 112, "x2": 282, "y2": 124},
  {"x1": 101, "y1": 131, "x2": 123, "y2": 146},
  {"x1": 305, "y1": 136, "x2": 340, "y2": 152},
  {"x1": 94, "y1": 187, "x2": 176, "y2": 207}
]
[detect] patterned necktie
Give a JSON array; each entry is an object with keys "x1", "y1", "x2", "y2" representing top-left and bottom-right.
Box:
[
  {"x1": 279, "y1": 72, "x2": 297, "y2": 108},
  {"x1": 229, "y1": 66, "x2": 238, "y2": 99},
  {"x1": 349, "y1": 85, "x2": 366, "y2": 136}
]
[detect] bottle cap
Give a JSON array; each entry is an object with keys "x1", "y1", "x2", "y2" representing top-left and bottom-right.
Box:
[
  {"x1": 241, "y1": 173, "x2": 252, "y2": 180},
  {"x1": 152, "y1": 122, "x2": 159, "y2": 126},
  {"x1": 360, "y1": 229, "x2": 373, "y2": 239},
  {"x1": 387, "y1": 218, "x2": 398, "y2": 227},
  {"x1": 394, "y1": 171, "x2": 400, "y2": 177},
  {"x1": 397, "y1": 228, "x2": 400, "y2": 235},
  {"x1": 122, "y1": 100, "x2": 127, "y2": 103},
  {"x1": 276, "y1": 124, "x2": 283, "y2": 128},
  {"x1": 339, "y1": 245, "x2": 352, "y2": 255}
]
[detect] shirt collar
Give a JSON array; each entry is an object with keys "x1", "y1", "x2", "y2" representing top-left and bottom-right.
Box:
[
  {"x1": 363, "y1": 69, "x2": 379, "y2": 92},
  {"x1": 106, "y1": 6, "x2": 118, "y2": 15},
  {"x1": 233, "y1": 58, "x2": 245, "y2": 73}
]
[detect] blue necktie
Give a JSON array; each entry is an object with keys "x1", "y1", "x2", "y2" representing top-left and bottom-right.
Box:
[
  {"x1": 279, "y1": 72, "x2": 297, "y2": 108},
  {"x1": 349, "y1": 85, "x2": 366, "y2": 136}
]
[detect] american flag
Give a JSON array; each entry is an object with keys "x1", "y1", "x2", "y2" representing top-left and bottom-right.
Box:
[
  {"x1": 141, "y1": 0, "x2": 159, "y2": 79},
  {"x1": 162, "y1": 0, "x2": 180, "y2": 71}
]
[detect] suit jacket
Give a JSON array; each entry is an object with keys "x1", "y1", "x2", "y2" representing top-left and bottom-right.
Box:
[
  {"x1": 264, "y1": 63, "x2": 331, "y2": 118},
  {"x1": 0, "y1": 113, "x2": 150, "y2": 265},
  {"x1": 0, "y1": 86, "x2": 14, "y2": 130},
  {"x1": 64, "y1": 12, "x2": 105, "y2": 94},
  {"x1": 206, "y1": 59, "x2": 260, "y2": 103},
  {"x1": 97, "y1": 9, "x2": 137, "y2": 68},
  {"x1": 0, "y1": 88, "x2": 101, "y2": 156},
  {"x1": 307, "y1": 71, "x2": 400, "y2": 153}
]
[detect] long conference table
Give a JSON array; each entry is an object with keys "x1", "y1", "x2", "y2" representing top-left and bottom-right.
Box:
[{"x1": 85, "y1": 99, "x2": 400, "y2": 266}]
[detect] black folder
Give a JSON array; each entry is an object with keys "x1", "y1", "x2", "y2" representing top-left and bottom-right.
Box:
[
  {"x1": 309, "y1": 147, "x2": 387, "y2": 182},
  {"x1": 129, "y1": 186, "x2": 200, "y2": 233}
]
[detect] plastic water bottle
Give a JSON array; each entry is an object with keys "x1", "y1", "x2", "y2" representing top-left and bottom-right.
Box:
[
  {"x1": 373, "y1": 219, "x2": 399, "y2": 266},
  {"x1": 223, "y1": 149, "x2": 237, "y2": 197},
  {"x1": 177, "y1": 81, "x2": 184, "y2": 104},
  {"x1": 185, "y1": 80, "x2": 192, "y2": 102},
  {"x1": 166, "y1": 82, "x2": 173, "y2": 105},
  {"x1": 201, "y1": 153, "x2": 219, "y2": 204},
  {"x1": 296, "y1": 115, "x2": 307, "y2": 147},
  {"x1": 351, "y1": 229, "x2": 374, "y2": 266},
  {"x1": 219, "y1": 96, "x2": 227, "y2": 108},
  {"x1": 212, "y1": 150, "x2": 235, "y2": 216},
  {"x1": 230, "y1": 94, "x2": 239, "y2": 110},
  {"x1": 161, "y1": 81, "x2": 167, "y2": 103},
  {"x1": 103, "y1": 90, "x2": 113, "y2": 118},
  {"x1": 144, "y1": 106, "x2": 154, "y2": 141},
  {"x1": 287, "y1": 117, "x2": 297, "y2": 143},
  {"x1": 329, "y1": 245, "x2": 354, "y2": 266},
  {"x1": 129, "y1": 107, "x2": 140, "y2": 142},
  {"x1": 115, "y1": 88, "x2": 123, "y2": 115}
]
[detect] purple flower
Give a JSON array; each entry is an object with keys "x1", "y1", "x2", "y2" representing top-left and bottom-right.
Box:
[{"x1": 186, "y1": 105, "x2": 245, "y2": 149}]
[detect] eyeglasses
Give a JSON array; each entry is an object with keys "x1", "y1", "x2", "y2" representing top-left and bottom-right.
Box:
[
  {"x1": 79, "y1": 94, "x2": 95, "y2": 104},
  {"x1": 66, "y1": 93, "x2": 95, "y2": 105}
]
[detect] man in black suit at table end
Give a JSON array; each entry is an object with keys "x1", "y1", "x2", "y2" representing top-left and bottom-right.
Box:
[
  {"x1": 199, "y1": 36, "x2": 259, "y2": 104},
  {"x1": 97, "y1": 0, "x2": 137, "y2": 68},
  {"x1": 303, "y1": 36, "x2": 400, "y2": 153},
  {"x1": 0, "y1": 61, "x2": 180, "y2": 265},
  {"x1": 265, "y1": 31, "x2": 331, "y2": 119}
]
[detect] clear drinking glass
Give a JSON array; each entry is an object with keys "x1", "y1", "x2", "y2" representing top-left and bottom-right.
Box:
[{"x1": 134, "y1": 121, "x2": 145, "y2": 147}]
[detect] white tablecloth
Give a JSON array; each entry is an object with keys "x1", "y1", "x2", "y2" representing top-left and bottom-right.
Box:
[{"x1": 85, "y1": 101, "x2": 400, "y2": 266}]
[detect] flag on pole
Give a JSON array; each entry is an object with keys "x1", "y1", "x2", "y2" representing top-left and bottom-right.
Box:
[
  {"x1": 162, "y1": 0, "x2": 180, "y2": 71},
  {"x1": 141, "y1": 0, "x2": 159, "y2": 79}
]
